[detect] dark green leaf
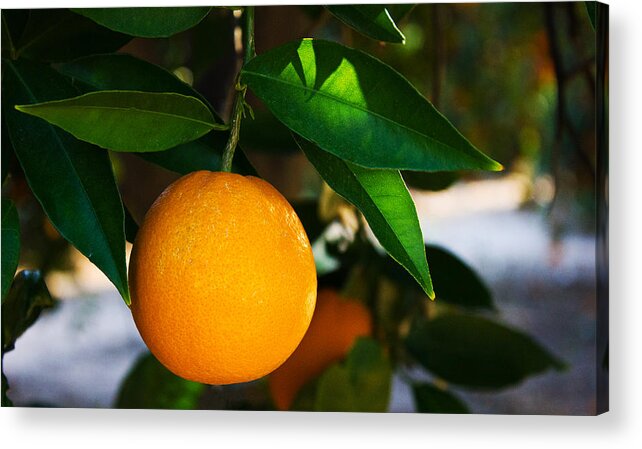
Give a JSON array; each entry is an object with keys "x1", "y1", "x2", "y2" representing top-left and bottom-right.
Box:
[
  {"x1": 2, "y1": 270, "x2": 54, "y2": 353},
  {"x1": 1, "y1": 200, "x2": 20, "y2": 303},
  {"x1": 412, "y1": 383, "x2": 469, "y2": 414},
  {"x1": 385, "y1": 4, "x2": 416, "y2": 22},
  {"x1": 405, "y1": 314, "x2": 566, "y2": 389},
  {"x1": 11, "y1": 9, "x2": 130, "y2": 62},
  {"x1": 16, "y1": 90, "x2": 221, "y2": 153},
  {"x1": 1, "y1": 10, "x2": 28, "y2": 58},
  {"x1": 124, "y1": 206, "x2": 139, "y2": 244},
  {"x1": 58, "y1": 53, "x2": 215, "y2": 112},
  {"x1": 73, "y1": 7, "x2": 211, "y2": 38},
  {"x1": 2, "y1": 114, "x2": 18, "y2": 184},
  {"x1": 402, "y1": 170, "x2": 458, "y2": 192},
  {"x1": 315, "y1": 337, "x2": 391, "y2": 412},
  {"x1": 239, "y1": 109, "x2": 299, "y2": 154},
  {"x1": 297, "y1": 136, "x2": 433, "y2": 298},
  {"x1": 57, "y1": 54, "x2": 256, "y2": 175},
  {"x1": 326, "y1": 5, "x2": 405, "y2": 44},
  {"x1": 1, "y1": 372, "x2": 12, "y2": 406},
  {"x1": 3, "y1": 59, "x2": 129, "y2": 303},
  {"x1": 116, "y1": 352, "x2": 205, "y2": 409},
  {"x1": 292, "y1": 200, "x2": 325, "y2": 243},
  {"x1": 426, "y1": 246, "x2": 493, "y2": 309},
  {"x1": 242, "y1": 39, "x2": 502, "y2": 172},
  {"x1": 383, "y1": 245, "x2": 493, "y2": 309},
  {"x1": 585, "y1": 1, "x2": 596, "y2": 30}
]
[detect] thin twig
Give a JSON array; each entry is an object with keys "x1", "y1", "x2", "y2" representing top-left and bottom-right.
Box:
[{"x1": 220, "y1": 6, "x2": 255, "y2": 173}]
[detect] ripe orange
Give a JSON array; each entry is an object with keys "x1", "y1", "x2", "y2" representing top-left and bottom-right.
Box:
[
  {"x1": 268, "y1": 288, "x2": 372, "y2": 410},
  {"x1": 129, "y1": 171, "x2": 317, "y2": 385}
]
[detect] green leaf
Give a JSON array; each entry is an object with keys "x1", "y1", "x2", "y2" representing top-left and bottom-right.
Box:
[
  {"x1": 405, "y1": 314, "x2": 566, "y2": 389},
  {"x1": 585, "y1": 1, "x2": 596, "y2": 30},
  {"x1": 315, "y1": 337, "x2": 391, "y2": 412},
  {"x1": 58, "y1": 53, "x2": 215, "y2": 110},
  {"x1": 1, "y1": 372, "x2": 12, "y2": 406},
  {"x1": 239, "y1": 109, "x2": 299, "y2": 154},
  {"x1": 9, "y1": 9, "x2": 131, "y2": 62},
  {"x1": 382, "y1": 245, "x2": 493, "y2": 309},
  {"x1": 3, "y1": 59, "x2": 129, "y2": 303},
  {"x1": 385, "y1": 4, "x2": 416, "y2": 22},
  {"x1": 1, "y1": 270, "x2": 54, "y2": 354},
  {"x1": 296, "y1": 136, "x2": 433, "y2": 298},
  {"x1": 116, "y1": 352, "x2": 205, "y2": 409},
  {"x1": 412, "y1": 383, "x2": 469, "y2": 414},
  {"x1": 73, "y1": 7, "x2": 211, "y2": 38},
  {"x1": 242, "y1": 39, "x2": 502, "y2": 172},
  {"x1": 292, "y1": 200, "x2": 325, "y2": 243},
  {"x1": 426, "y1": 246, "x2": 493, "y2": 309},
  {"x1": 57, "y1": 53, "x2": 255, "y2": 175},
  {"x1": 16, "y1": 90, "x2": 222, "y2": 153},
  {"x1": 326, "y1": 5, "x2": 405, "y2": 44},
  {"x1": 1, "y1": 200, "x2": 20, "y2": 303},
  {"x1": 402, "y1": 170, "x2": 458, "y2": 192},
  {"x1": 124, "y1": 206, "x2": 139, "y2": 244}
]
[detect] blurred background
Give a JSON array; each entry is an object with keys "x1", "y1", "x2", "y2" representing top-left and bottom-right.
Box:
[{"x1": 2, "y1": 2, "x2": 603, "y2": 414}]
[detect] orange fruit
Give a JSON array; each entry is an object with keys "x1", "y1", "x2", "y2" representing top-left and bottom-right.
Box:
[
  {"x1": 129, "y1": 171, "x2": 317, "y2": 385},
  {"x1": 268, "y1": 288, "x2": 372, "y2": 410}
]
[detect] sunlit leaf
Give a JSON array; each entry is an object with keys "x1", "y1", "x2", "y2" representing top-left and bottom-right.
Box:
[
  {"x1": 73, "y1": 7, "x2": 211, "y2": 38},
  {"x1": 296, "y1": 136, "x2": 433, "y2": 298},
  {"x1": 242, "y1": 39, "x2": 502, "y2": 172},
  {"x1": 326, "y1": 5, "x2": 405, "y2": 43},
  {"x1": 405, "y1": 314, "x2": 566, "y2": 389},
  {"x1": 412, "y1": 383, "x2": 469, "y2": 413},
  {"x1": 16, "y1": 90, "x2": 222, "y2": 153},
  {"x1": 1, "y1": 200, "x2": 20, "y2": 303},
  {"x1": 1, "y1": 270, "x2": 54, "y2": 353},
  {"x1": 3, "y1": 59, "x2": 129, "y2": 303},
  {"x1": 116, "y1": 352, "x2": 205, "y2": 409}
]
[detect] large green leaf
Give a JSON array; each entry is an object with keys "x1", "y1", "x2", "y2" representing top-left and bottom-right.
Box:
[
  {"x1": 3, "y1": 59, "x2": 129, "y2": 303},
  {"x1": 6, "y1": 9, "x2": 130, "y2": 62},
  {"x1": 315, "y1": 338, "x2": 391, "y2": 412},
  {"x1": 116, "y1": 352, "x2": 205, "y2": 409},
  {"x1": 242, "y1": 39, "x2": 502, "y2": 172},
  {"x1": 297, "y1": 136, "x2": 433, "y2": 298},
  {"x1": 1, "y1": 270, "x2": 54, "y2": 354},
  {"x1": 412, "y1": 383, "x2": 469, "y2": 414},
  {"x1": 58, "y1": 53, "x2": 215, "y2": 110},
  {"x1": 405, "y1": 314, "x2": 566, "y2": 389},
  {"x1": 326, "y1": 5, "x2": 405, "y2": 44},
  {"x1": 16, "y1": 90, "x2": 221, "y2": 153},
  {"x1": 57, "y1": 53, "x2": 256, "y2": 175},
  {"x1": 1, "y1": 200, "x2": 20, "y2": 303},
  {"x1": 73, "y1": 7, "x2": 211, "y2": 38},
  {"x1": 382, "y1": 244, "x2": 494, "y2": 309}
]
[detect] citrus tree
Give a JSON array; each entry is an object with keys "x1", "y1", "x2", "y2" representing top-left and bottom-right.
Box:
[{"x1": 2, "y1": 5, "x2": 568, "y2": 411}]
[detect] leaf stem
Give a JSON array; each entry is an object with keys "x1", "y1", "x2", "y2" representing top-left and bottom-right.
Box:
[{"x1": 221, "y1": 6, "x2": 255, "y2": 173}]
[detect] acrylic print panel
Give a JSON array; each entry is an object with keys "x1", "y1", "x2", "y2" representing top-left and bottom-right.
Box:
[{"x1": 1, "y1": 2, "x2": 608, "y2": 415}]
